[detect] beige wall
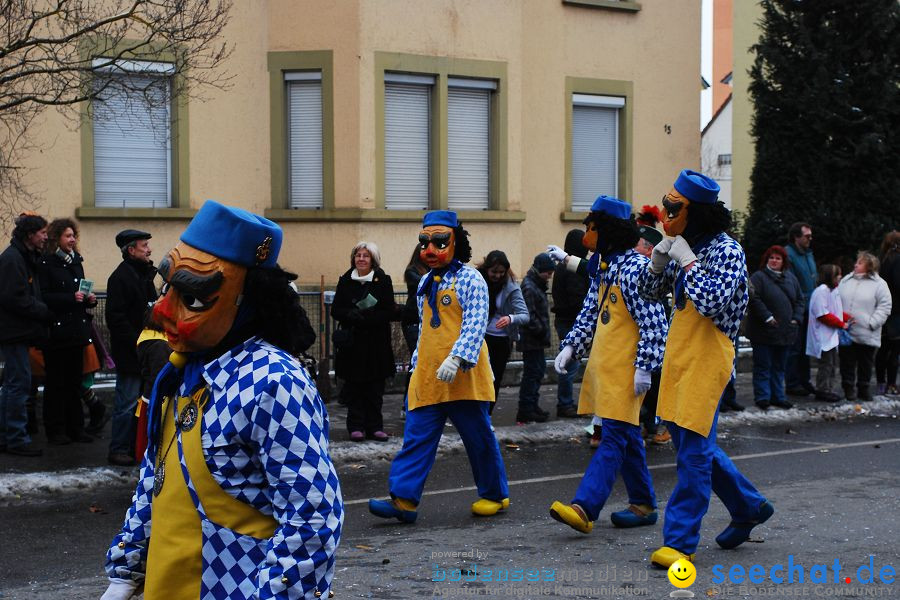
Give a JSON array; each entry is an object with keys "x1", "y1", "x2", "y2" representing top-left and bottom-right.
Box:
[
  {"x1": 731, "y1": 0, "x2": 763, "y2": 217},
  {"x1": 20, "y1": 0, "x2": 700, "y2": 291}
]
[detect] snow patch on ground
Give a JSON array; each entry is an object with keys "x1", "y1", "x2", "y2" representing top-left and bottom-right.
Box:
[
  {"x1": 0, "y1": 467, "x2": 135, "y2": 505},
  {"x1": 1, "y1": 397, "x2": 896, "y2": 503}
]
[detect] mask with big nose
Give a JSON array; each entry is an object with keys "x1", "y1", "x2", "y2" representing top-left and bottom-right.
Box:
[
  {"x1": 661, "y1": 188, "x2": 691, "y2": 237},
  {"x1": 152, "y1": 242, "x2": 247, "y2": 353},
  {"x1": 418, "y1": 226, "x2": 455, "y2": 269}
]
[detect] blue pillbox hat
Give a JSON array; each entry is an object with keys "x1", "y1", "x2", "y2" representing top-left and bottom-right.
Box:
[
  {"x1": 673, "y1": 169, "x2": 720, "y2": 204},
  {"x1": 422, "y1": 210, "x2": 458, "y2": 228},
  {"x1": 589, "y1": 195, "x2": 632, "y2": 220},
  {"x1": 180, "y1": 200, "x2": 282, "y2": 268}
]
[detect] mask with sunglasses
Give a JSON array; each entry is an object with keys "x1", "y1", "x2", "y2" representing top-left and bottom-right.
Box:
[{"x1": 419, "y1": 226, "x2": 456, "y2": 269}]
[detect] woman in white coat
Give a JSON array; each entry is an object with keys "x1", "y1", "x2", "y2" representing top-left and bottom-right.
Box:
[{"x1": 838, "y1": 251, "x2": 893, "y2": 401}]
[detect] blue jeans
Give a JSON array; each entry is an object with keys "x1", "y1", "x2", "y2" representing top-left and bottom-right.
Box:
[
  {"x1": 109, "y1": 373, "x2": 141, "y2": 455},
  {"x1": 752, "y1": 344, "x2": 789, "y2": 405},
  {"x1": 554, "y1": 323, "x2": 578, "y2": 408},
  {"x1": 0, "y1": 343, "x2": 32, "y2": 447},
  {"x1": 518, "y1": 349, "x2": 546, "y2": 411}
]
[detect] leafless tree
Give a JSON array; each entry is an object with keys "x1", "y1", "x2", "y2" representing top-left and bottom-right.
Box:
[{"x1": 0, "y1": 0, "x2": 233, "y2": 226}]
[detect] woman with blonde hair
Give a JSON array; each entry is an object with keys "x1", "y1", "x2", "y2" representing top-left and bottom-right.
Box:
[
  {"x1": 838, "y1": 251, "x2": 892, "y2": 401},
  {"x1": 332, "y1": 241, "x2": 396, "y2": 440}
]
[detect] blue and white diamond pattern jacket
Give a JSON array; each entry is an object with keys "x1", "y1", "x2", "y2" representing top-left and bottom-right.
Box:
[
  {"x1": 411, "y1": 264, "x2": 490, "y2": 370},
  {"x1": 561, "y1": 250, "x2": 668, "y2": 372},
  {"x1": 105, "y1": 337, "x2": 343, "y2": 599},
  {"x1": 637, "y1": 232, "x2": 749, "y2": 341}
]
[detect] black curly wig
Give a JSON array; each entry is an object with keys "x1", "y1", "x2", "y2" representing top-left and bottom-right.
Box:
[
  {"x1": 582, "y1": 211, "x2": 640, "y2": 255},
  {"x1": 452, "y1": 223, "x2": 473, "y2": 264},
  {"x1": 204, "y1": 265, "x2": 313, "y2": 359},
  {"x1": 683, "y1": 202, "x2": 732, "y2": 242}
]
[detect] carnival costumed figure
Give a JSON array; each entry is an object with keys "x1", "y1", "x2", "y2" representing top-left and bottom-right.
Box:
[
  {"x1": 102, "y1": 201, "x2": 343, "y2": 600},
  {"x1": 548, "y1": 196, "x2": 668, "y2": 533},
  {"x1": 368, "y1": 210, "x2": 509, "y2": 523},
  {"x1": 638, "y1": 170, "x2": 774, "y2": 568}
]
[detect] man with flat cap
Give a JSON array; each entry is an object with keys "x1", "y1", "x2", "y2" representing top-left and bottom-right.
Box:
[{"x1": 106, "y1": 229, "x2": 157, "y2": 466}]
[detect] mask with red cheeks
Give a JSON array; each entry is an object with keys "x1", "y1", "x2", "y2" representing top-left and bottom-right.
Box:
[
  {"x1": 661, "y1": 188, "x2": 691, "y2": 237},
  {"x1": 152, "y1": 242, "x2": 247, "y2": 353},
  {"x1": 582, "y1": 222, "x2": 599, "y2": 252},
  {"x1": 418, "y1": 226, "x2": 455, "y2": 269}
]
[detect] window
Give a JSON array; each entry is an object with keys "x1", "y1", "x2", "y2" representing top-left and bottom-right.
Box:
[
  {"x1": 384, "y1": 73, "x2": 434, "y2": 210},
  {"x1": 717, "y1": 153, "x2": 732, "y2": 166},
  {"x1": 91, "y1": 60, "x2": 174, "y2": 208},
  {"x1": 266, "y1": 51, "x2": 334, "y2": 215},
  {"x1": 447, "y1": 78, "x2": 495, "y2": 211},
  {"x1": 571, "y1": 94, "x2": 624, "y2": 211},
  {"x1": 286, "y1": 72, "x2": 323, "y2": 209},
  {"x1": 375, "y1": 53, "x2": 511, "y2": 218}
]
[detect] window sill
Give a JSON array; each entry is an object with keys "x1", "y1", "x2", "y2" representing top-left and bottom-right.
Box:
[
  {"x1": 562, "y1": 0, "x2": 641, "y2": 12},
  {"x1": 76, "y1": 207, "x2": 197, "y2": 220},
  {"x1": 265, "y1": 208, "x2": 527, "y2": 223},
  {"x1": 560, "y1": 211, "x2": 591, "y2": 222}
]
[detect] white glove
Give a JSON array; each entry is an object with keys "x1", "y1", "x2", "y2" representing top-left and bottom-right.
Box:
[
  {"x1": 100, "y1": 579, "x2": 140, "y2": 600},
  {"x1": 436, "y1": 355, "x2": 462, "y2": 382},
  {"x1": 667, "y1": 235, "x2": 698, "y2": 269},
  {"x1": 554, "y1": 346, "x2": 575, "y2": 374},
  {"x1": 633, "y1": 368, "x2": 652, "y2": 397},
  {"x1": 547, "y1": 245, "x2": 568, "y2": 264},
  {"x1": 649, "y1": 238, "x2": 674, "y2": 274}
]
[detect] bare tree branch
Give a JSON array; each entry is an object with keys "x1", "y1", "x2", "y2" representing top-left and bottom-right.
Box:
[{"x1": 0, "y1": 0, "x2": 233, "y2": 221}]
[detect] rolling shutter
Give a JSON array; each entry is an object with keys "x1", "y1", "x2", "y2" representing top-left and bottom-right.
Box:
[
  {"x1": 93, "y1": 75, "x2": 171, "y2": 208},
  {"x1": 384, "y1": 76, "x2": 432, "y2": 210},
  {"x1": 571, "y1": 94, "x2": 623, "y2": 211},
  {"x1": 447, "y1": 80, "x2": 492, "y2": 211},
  {"x1": 287, "y1": 73, "x2": 324, "y2": 209}
]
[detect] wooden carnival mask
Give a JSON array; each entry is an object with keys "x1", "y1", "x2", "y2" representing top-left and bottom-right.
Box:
[
  {"x1": 418, "y1": 225, "x2": 455, "y2": 269},
  {"x1": 153, "y1": 242, "x2": 247, "y2": 353},
  {"x1": 661, "y1": 187, "x2": 691, "y2": 237}
]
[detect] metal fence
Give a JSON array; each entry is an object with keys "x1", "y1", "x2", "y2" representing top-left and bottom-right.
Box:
[{"x1": 88, "y1": 291, "x2": 565, "y2": 378}]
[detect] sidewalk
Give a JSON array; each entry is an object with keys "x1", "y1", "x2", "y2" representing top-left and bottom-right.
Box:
[{"x1": 2, "y1": 368, "x2": 898, "y2": 483}]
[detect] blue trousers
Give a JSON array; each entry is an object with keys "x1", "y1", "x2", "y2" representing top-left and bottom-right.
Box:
[
  {"x1": 0, "y1": 343, "x2": 32, "y2": 448},
  {"x1": 752, "y1": 344, "x2": 789, "y2": 405},
  {"x1": 573, "y1": 418, "x2": 656, "y2": 521},
  {"x1": 664, "y1": 410, "x2": 767, "y2": 554},
  {"x1": 109, "y1": 373, "x2": 141, "y2": 455},
  {"x1": 389, "y1": 401, "x2": 509, "y2": 505}
]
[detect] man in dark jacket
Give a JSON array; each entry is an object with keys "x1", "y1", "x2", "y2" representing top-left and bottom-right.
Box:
[
  {"x1": 0, "y1": 213, "x2": 52, "y2": 457},
  {"x1": 517, "y1": 253, "x2": 555, "y2": 423},
  {"x1": 105, "y1": 229, "x2": 157, "y2": 465},
  {"x1": 550, "y1": 230, "x2": 590, "y2": 418}
]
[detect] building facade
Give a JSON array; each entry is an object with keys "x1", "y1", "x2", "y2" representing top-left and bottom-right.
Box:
[{"x1": 22, "y1": 0, "x2": 701, "y2": 288}]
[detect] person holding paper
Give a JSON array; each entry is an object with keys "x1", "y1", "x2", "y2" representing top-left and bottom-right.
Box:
[
  {"x1": 331, "y1": 241, "x2": 396, "y2": 441},
  {"x1": 37, "y1": 218, "x2": 97, "y2": 445}
]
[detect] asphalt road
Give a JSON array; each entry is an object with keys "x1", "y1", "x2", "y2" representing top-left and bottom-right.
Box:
[{"x1": 2, "y1": 414, "x2": 899, "y2": 599}]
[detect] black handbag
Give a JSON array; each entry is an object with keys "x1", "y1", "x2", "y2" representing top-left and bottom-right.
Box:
[{"x1": 332, "y1": 326, "x2": 354, "y2": 349}]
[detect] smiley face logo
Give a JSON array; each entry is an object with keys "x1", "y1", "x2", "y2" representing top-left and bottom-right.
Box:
[{"x1": 667, "y1": 558, "x2": 696, "y2": 588}]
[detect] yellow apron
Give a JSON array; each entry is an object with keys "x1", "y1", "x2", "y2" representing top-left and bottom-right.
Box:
[
  {"x1": 145, "y1": 388, "x2": 277, "y2": 598},
  {"x1": 657, "y1": 300, "x2": 734, "y2": 437},
  {"x1": 577, "y1": 282, "x2": 645, "y2": 425},
  {"x1": 408, "y1": 278, "x2": 494, "y2": 411}
]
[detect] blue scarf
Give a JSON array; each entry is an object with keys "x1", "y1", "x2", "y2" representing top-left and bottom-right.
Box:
[
  {"x1": 417, "y1": 259, "x2": 463, "y2": 328},
  {"x1": 146, "y1": 355, "x2": 208, "y2": 461},
  {"x1": 673, "y1": 234, "x2": 716, "y2": 310}
]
